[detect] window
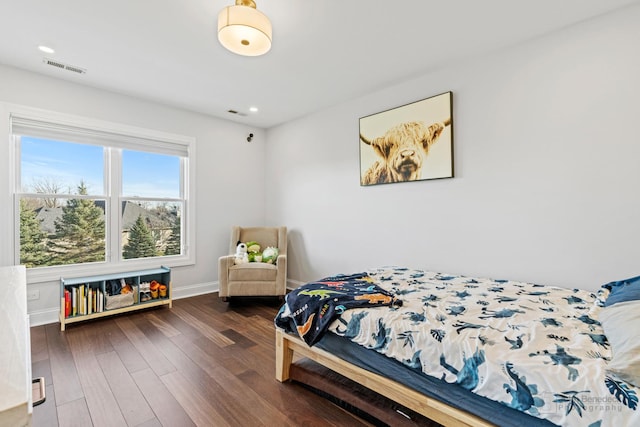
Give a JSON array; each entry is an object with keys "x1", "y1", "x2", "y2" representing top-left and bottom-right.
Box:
[
  {"x1": 10, "y1": 107, "x2": 195, "y2": 282},
  {"x1": 121, "y1": 150, "x2": 183, "y2": 260}
]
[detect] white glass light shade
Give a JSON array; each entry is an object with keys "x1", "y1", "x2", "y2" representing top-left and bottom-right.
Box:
[{"x1": 218, "y1": 5, "x2": 272, "y2": 56}]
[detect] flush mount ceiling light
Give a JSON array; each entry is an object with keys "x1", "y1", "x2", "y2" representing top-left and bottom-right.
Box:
[{"x1": 218, "y1": 0, "x2": 272, "y2": 56}]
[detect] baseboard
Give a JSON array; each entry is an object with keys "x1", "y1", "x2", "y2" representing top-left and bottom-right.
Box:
[
  {"x1": 29, "y1": 308, "x2": 60, "y2": 327},
  {"x1": 29, "y1": 280, "x2": 219, "y2": 327},
  {"x1": 29, "y1": 279, "x2": 301, "y2": 327},
  {"x1": 287, "y1": 279, "x2": 305, "y2": 290},
  {"x1": 172, "y1": 281, "x2": 217, "y2": 299}
]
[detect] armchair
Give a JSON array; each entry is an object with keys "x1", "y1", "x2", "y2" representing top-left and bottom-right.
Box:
[{"x1": 218, "y1": 226, "x2": 287, "y2": 301}]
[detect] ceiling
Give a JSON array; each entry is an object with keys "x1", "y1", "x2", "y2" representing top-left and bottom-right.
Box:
[{"x1": 1, "y1": 0, "x2": 638, "y2": 129}]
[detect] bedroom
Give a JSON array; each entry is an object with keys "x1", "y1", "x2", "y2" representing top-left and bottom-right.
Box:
[{"x1": 0, "y1": 1, "x2": 639, "y2": 426}]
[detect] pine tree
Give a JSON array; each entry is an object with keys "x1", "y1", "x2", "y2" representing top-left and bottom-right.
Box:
[
  {"x1": 19, "y1": 199, "x2": 49, "y2": 267},
  {"x1": 123, "y1": 214, "x2": 157, "y2": 259},
  {"x1": 164, "y1": 215, "x2": 181, "y2": 256},
  {"x1": 47, "y1": 182, "x2": 105, "y2": 265}
]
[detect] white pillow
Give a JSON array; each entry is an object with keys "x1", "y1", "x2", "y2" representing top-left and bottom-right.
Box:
[{"x1": 599, "y1": 300, "x2": 640, "y2": 387}]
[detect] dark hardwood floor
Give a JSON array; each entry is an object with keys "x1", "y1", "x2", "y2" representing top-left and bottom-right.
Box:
[{"x1": 30, "y1": 294, "x2": 375, "y2": 427}]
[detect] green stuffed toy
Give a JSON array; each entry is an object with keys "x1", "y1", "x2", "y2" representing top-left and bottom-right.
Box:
[
  {"x1": 245, "y1": 241, "x2": 261, "y2": 262},
  {"x1": 261, "y1": 246, "x2": 279, "y2": 264}
]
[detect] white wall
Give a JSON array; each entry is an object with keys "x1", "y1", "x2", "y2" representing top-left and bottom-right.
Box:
[
  {"x1": 0, "y1": 65, "x2": 266, "y2": 323},
  {"x1": 265, "y1": 4, "x2": 640, "y2": 291},
  {"x1": 3, "y1": 4, "x2": 640, "y2": 324}
]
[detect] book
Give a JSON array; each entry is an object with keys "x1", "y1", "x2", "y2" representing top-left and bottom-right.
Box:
[
  {"x1": 72, "y1": 286, "x2": 77, "y2": 316},
  {"x1": 80, "y1": 285, "x2": 85, "y2": 316},
  {"x1": 65, "y1": 289, "x2": 71, "y2": 318},
  {"x1": 87, "y1": 286, "x2": 92, "y2": 315}
]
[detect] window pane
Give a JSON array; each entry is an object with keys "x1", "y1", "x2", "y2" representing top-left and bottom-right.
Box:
[
  {"x1": 20, "y1": 196, "x2": 106, "y2": 268},
  {"x1": 122, "y1": 150, "x2": 180, "y2": 198},
  {"x1": 20, "y1": 136, "x2": 104, "y2": 195},
  {"x1": 13, "y1": 109, "x2": 192, "y2": 276},
  {"x1": 122, "y1": 201, "x2": 182, "y2": 259}
]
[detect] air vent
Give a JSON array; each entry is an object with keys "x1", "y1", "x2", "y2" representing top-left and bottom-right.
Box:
[
  {"x1": 227, "y1": 109, "x2": 247, "y2": 117},
  {"x1": 42, "y1": 58, "x2": 86, "y2": 74}
]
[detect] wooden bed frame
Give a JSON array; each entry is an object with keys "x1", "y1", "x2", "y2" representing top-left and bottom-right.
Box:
[{"x1": 275, "y1": 329, "x2": 493, "y2": 427}]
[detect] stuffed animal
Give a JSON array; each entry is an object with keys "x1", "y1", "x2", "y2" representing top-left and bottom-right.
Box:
[
  {"x1": 234, "y1": 241, "x2": 249, "y2": 264},
  {"x1": 245, "y1": 241, "x2": 262, "y2": 262},
  {"x1": 261, "y1": 246, "x2": 279, "y2": 264}
]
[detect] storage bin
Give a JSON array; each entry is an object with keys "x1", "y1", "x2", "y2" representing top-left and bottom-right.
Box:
[{"x1": 105, "y1": 292, "x2": 135, "y2": 310}]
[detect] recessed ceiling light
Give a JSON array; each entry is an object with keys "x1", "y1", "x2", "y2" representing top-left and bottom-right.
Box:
[
  {"x1": 38, "y1": 45, "x2": 55, "y2": 54},
  {"x1": 249, "y1": 106, "x2": 259, "y2": 113}
]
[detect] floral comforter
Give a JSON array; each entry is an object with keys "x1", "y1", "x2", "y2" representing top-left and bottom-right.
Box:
[{"x1": 323, "y1": 267, "x2": 638, "y2": 427}]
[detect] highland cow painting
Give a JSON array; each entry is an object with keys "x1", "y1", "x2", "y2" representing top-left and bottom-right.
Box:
[{"x1": 359, "y1": 92, "x2": 453, "y2": 186}]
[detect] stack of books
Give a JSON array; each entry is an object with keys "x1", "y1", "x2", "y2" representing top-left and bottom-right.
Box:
[{"x1": 64, "y1": 284, "x2": 105, "y2": 317}]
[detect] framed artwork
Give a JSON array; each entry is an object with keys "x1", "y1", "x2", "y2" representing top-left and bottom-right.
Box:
[{"x1": 359, "y1": 91, "x2": 453, "y2": 186}]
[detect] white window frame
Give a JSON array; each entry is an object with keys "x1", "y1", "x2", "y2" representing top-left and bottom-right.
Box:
[{"x1": 7, "y1": 104, "x2": 196, "y2": 284}]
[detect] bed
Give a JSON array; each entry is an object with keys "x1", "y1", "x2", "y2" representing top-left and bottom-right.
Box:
[{"x1": 275, "y1": 266, "x2": 640, "y2": 426}]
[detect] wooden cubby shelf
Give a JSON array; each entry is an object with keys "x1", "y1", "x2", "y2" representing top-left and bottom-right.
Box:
[{"x1": 59, "y1": 266, "x2": 171, "y2": 331}]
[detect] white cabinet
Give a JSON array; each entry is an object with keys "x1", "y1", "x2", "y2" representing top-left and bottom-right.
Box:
[{"x1": 0, "y1": 265, "x2": 31, "y2": 427}]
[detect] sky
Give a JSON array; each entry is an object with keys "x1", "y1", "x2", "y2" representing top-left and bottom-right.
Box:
[{"x1": 20, "y1": 136, "x2": 181, "y2": 198}]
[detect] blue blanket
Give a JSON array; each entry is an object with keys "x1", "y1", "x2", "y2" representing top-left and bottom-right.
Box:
[{"x1": 275, "y1": 272, "x2": 402, "y2": 346}]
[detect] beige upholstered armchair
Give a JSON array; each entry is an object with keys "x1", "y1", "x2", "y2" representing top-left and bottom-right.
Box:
[{"x1": 218, "y1": 226, "x2": 287, "y2": 301}]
